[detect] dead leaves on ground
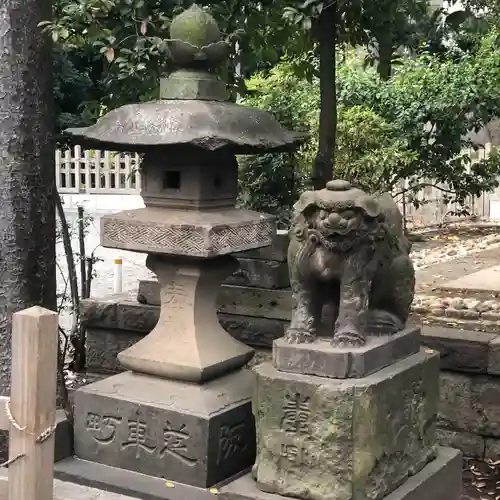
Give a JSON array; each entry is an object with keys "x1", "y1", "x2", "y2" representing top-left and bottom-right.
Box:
[{"x1": 464, "y1": 458, "x2": 500, "y2": 499}]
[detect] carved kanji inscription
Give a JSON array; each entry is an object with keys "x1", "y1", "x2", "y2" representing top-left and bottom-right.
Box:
[
  {"x1": 217, "y1": 421, "x2": 248, "y2": 464},
  {"x1": 281, "y1": 393, "x2": 311, "y2": 435},
  {"x1": 86, "y1": 412, "x2": 122, "y2": 445},
  {"x1": 161, "y1": 421, "x2": 197, "y2": 466}
]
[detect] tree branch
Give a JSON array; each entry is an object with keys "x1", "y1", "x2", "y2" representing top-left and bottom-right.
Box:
[{"x1": 393, "y1": 182, "x2": 456, "y2": 198}]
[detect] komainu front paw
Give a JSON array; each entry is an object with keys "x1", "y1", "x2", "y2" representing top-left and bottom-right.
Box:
[
  {"x1": 331, "y1": 324, "x2": 365, "y2": 347},
  {"x1": 284, "y1": 328, "x2": 316, "y2": 344},
  {"x1": 359, "y1": 309, "x2": 404, "y2": 335}
]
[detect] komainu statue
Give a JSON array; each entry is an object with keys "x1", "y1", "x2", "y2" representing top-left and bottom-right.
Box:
[{"x1": 285, "y1": 179, "x2": 415, "y2": 347}]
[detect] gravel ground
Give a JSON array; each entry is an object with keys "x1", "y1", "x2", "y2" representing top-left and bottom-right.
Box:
[{"x1": 411, "y1": 231, "x2": 500, "y2": 270}]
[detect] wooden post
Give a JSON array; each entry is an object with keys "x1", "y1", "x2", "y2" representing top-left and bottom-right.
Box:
[{"x1": 8, "y1": 306, "x2": 58, "y2": 500}]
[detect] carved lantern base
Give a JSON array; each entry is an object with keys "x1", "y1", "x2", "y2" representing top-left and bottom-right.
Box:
[
  {"x1": 118, "y1": 254, "x2": 254, "y2": 382},
  {"x1": 73, "y1": 368, "x2": 255, "y2": 488}
]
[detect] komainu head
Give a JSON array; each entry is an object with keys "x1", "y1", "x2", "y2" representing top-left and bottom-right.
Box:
[{"x1": 290, "y1": 179, "x2": 392, "y2": 251}]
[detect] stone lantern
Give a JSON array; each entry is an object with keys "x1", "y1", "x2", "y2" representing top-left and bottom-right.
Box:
[{"x1": 66, "y1": 4, "x2": 303, "y2": 491}]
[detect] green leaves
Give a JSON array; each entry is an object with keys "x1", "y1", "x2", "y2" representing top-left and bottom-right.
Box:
[
  {"x1": 239, "y1": 30, "x2": 500, "y2": 216},
  {"x1": 337, "y1": 34, "x2": 500, "y2": 206}
]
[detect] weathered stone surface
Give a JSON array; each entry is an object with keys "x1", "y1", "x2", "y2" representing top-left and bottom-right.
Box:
[
  {"x1": 222, "y1": 315, "x2": 286, "y2": 348},
  {"x1": 421, "y1": 325, "x2": 497, "y2": 373},
  {"x1": 137, "y1": 280, "x2": 160, "y2": 306},
  {"x1": 285, "y1": 181, "x2": 414, "y2": 346},
  {"x1": 223, "y1": 448, "x2": 462, "y2": 500},
  {"x1": 117, "y1": 301, "x2": 159, "y2": 332},
  {"x1": 137, "y1": 280, "x2": 294, "y2": 319},
  {"x1": 436, "y1": 428, "x2": 484, "y2": 458},
  {"x1": 101, "y1": 207, "x2": 275, "y2": 258},
  {"x1": 85, "y1": 317, "x2": 281, "y2": 375},
  {"x1": 54, "y1": 448, "x2": 460, "y2": 500},
  {"x1": 139, "y1": 150, "x2": 238, "y2": 210},
  {"x1": 233, "y1": 230, "x2": 289, "y2": 262},
  {"x1": 66, "y1": 100, "x2": 305, "y2": 154},
  {"x1": 81, "y1": 296, "x2": 121, "y2": 329},
  {"x1": 54, "y1": 457, "x2": 222, "y2": 500},
  {"x1": 0, "y1": 467, "x2": 144, "y2": 500},
  {"x1": 487, "y1": 335, "x2": 500, "y2": 375},
  {"x1": 247, "y1": 349, "x2": 272, "y2": 369},
  {"x1": 118, "y1": 255, "x2": 254, "y2": 383},
  {"x1": 438, "y1": 371, "x2": 500, "y2": 437},
  {"x1": 438, "y1": 372, "x2": 480, "y2": 434},
  {"x1": 227, "y1": 258, "x2": 290, "y2": 289},
  {"x1": 74, "y1": 369, "x2": 255, "y2": 488},
  {"x1": 253, "y1": 349, "x2": 439, "y2": 500},
  {"x1": 218, "y1": 286, "x2": 292, "y2": 320},
  {"x1": 55, "y1": 410, "x2": 74, "y2": 463},
  {"x1": 86, "y1": 328, "x2": 143, "y2": 374},
  {"x1": 485, "y1": 438, "x2": 500, "y2": 460},
  {"x1": 273, "y1": 327, "x2": 420, "y2": 379}
]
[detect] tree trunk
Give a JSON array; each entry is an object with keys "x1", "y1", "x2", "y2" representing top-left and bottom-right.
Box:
[
  {"x1": 377, "y1": 33, "x2": 393, "y2": 81},
  {"x1": 0, "y1": 0, "x2": 56, "y2": 401},
  {"x1": 312, "y1": 3, "x2": 337, "y2": 190}
]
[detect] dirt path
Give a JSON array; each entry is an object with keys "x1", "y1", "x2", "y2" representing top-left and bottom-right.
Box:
[{"x1": 416, "y1": 245, "x2": 500, "y2": 295}]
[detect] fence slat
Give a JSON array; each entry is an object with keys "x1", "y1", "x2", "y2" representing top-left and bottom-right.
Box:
[
  {"x1": 8, "y1": 306, "x2": 58, "y2": 500},
  {"x1": 55, "y1": 147, "x2": 142, "y2": 195},
  {"x1": 135, "y1": 153, "x2": 142, "y2": 192},
  {"x1": 54, "y1": 150, "x2": 62, "y2": 190}
]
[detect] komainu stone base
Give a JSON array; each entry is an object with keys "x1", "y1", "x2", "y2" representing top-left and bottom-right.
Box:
[
  {"x1": 253, "y1": 349, "x2": 440, "y2": 500},
  {"x1": 73, "y1": 369, "x2": 256, "y2": 488},
  {"x1": 223, "y1": 447, "x2": 462, "y2": 500},
  {"x1": 273, "y1": 327, "x2": 420, "y2": 379}
]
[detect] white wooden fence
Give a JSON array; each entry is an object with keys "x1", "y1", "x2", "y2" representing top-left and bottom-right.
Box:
[
  {"x1": 56, "y1": 143, "x2": 498, "y2": 226},
  {"x1": 0, "y1": 307, "x2": 59, "y2": 500},
  {"x1": 55, "y1": 145, "x2": 141, "y2": 194},
  {"x1": 394, "y1": 143, "x2": 494, "y2": 227}
]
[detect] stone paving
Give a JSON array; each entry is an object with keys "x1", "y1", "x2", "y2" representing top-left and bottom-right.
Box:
[{"x1": 0, "y1": 477, "x2": 138, "y2": 500}]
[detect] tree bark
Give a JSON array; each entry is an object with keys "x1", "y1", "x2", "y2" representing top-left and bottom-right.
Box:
[
  {"x1": 312, "y1": 3, "x2": 337, "y2": 190},
  {"x1": 0, "y1": 0, "x2": 56, "y2": 400},
  {"x1": 377, "y1": 32, "x2": 393, "y2": 81}
]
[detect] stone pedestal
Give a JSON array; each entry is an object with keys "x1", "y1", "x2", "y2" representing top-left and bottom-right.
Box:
[
  {"x1": 118, "y1": 254, "x2": 253, "y2": 382},
  {"x1": 273, "y1": 327, "x2": 420, "y2": 379},
  {"x1": 222, "y1": 447, "x2": 462, "y2": 500},
  {"x1": 73, "y1": 368, "x2": 255, "y2": 488},
  {"x1": 252, "y1": 349, "x2": 440, "y2": 500}
]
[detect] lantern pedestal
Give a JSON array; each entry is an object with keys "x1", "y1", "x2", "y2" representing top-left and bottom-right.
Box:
[
  {"x1": 118, "y1": 254, "x2": 254, "y2": 382},
  {"x1": 73, "y1": 368, "x2": 256, "y2": 488}
]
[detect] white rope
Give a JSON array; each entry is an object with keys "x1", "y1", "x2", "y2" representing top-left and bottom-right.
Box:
[{"x1": 0, "y1": 399, "x2": 57, "y2": 468}]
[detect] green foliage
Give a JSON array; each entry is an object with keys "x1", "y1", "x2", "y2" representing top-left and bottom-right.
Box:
[
  {"x1": 43, "y1": 0, "x2": 176, "y2": 112},
  {"x1": 239, "y1": 29, "x2": 500, "y2": 216},
  {"x1": 47, "y1": 0, "x2": 447, "y2": 130},
  {"x1": 338, "y1": 28, "x2": 500, "y2": 205},
  {"x1": 46, "y1": 0, "x2": 304, "y2": 126},
  {"x1": 54, "y1": 47, "x2": 102, "y2": 143},
  {"x1": 335, "y1": 106, "x2": 418, "y2": 193},
  {"x1": 237, "y1": 63, "x2": 318, "y2": 226}
]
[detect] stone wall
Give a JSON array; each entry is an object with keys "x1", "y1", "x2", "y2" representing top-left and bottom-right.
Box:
[{"x1": 81, "y1": 231, "x2": 500, "y2": 460}]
